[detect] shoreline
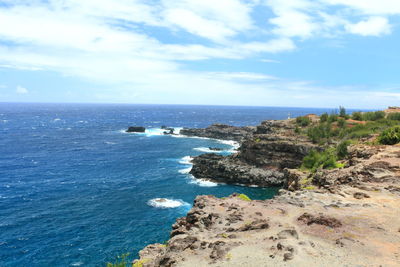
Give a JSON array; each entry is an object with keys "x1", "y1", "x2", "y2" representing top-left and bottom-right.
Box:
[{"x1": 132, "y1": 113, "x2": 400, "y2": 266}]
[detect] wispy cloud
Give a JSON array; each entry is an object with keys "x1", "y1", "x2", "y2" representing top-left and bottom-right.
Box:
[
  {"x1": 345, "y1": 17, "x2": 391, "y2": 36},
  {"x1": 0, "y1": 0, "x2": 399, "y2": 107},
  {"x1": 16, "y1": 85, "x2": 29, "y2": 94}
]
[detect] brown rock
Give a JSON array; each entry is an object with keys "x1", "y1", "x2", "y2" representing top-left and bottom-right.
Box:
[{"x1": 297, "y1": 213, "x2": 342, "y2": 228}]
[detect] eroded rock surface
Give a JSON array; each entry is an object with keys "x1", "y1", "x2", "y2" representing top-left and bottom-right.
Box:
[
  {"x1": 188, "y1": 120, "x2": 319, "y2": 186},
  {"x1": 135, "y1": 144, "x2": 400, "y2": 267}
]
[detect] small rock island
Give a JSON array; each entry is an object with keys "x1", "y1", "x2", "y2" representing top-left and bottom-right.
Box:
[{"x1": 126, "y1": 126, "x2": 146, "y2": 133}]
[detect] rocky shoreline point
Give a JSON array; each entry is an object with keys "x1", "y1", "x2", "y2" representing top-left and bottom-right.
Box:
[
  {"x1": 188, "y1": 120, "x2": 319, "y2": 187},
  {"x1": 134, "y1": 117, "x2": 400, "y2": 266},
  {"x1": 180, "y1": 123, "x2": 255, "y2": 142}
]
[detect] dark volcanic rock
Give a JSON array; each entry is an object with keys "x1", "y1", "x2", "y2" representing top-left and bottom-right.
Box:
[
  {"x1": 238, "y1": 120, "x2": 319, "y2": 168},
  {"x1": 180, "y1": 123, "x2": 255, "y2": 142},
  {"x1": 126, "y1": 126, "x2": 145, "y2": 133},
  {"x1": 188, "y1": 119, "x2": 319, "y2": 187},
  {"x1": 190, "y1": 153, "x2": 284, "y2": 186},
  {"x1": 209, "y1": 147, "x2": 223, "y2": 151}
]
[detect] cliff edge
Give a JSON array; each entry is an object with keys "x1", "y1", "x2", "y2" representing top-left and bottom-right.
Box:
[{"x1": 135, "y1": 144, "x2": 400, "y2": 266}]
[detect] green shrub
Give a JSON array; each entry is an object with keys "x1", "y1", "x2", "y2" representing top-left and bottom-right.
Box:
[
  {"x1": 341, "y1": 119, "x2": 398, "y2": 140},
  {"x1": 378, "y1": 126, "x2": 400, "y2": 145},
  {"x1": 351, "y1": 112, "x2": 363, "y2": 121},
  {"x1": 307, "y1": 123, "x2": 333, "y2": 144},
  {"x1": 320, "y1": 113, "x2": 328, "y2": 122},
  {"x1": 362, "y1": 111, "x2": 385, "y2": 121},
  {"x1": 237, "y1": 194, "x2": 251, "y2": 201},
  {"x1": 107, "y1": 253, "x2": 130, "y2": 267},
  {"x1": 327, "y1": 114, "x2": 338, "y2": 123},
  {"x1": 387, "y1": 112, "x2": 400, "y2": 121},
  {"x1": 336, "y1": 140, "x2": 350, "y2": 159},
  {"x1": 337, "y1": 118, "x2": 346, "y2": 128},
  {"x1": 296, "y1": 116, "x2": 311, "y2": 127},
  {"x1": 302, "y1": 149, "x2": 339, "y2": 172}
]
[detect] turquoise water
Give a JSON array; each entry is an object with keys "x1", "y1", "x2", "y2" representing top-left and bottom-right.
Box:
[{"x1": 0, "y1": 103, "x2": 336, "y2": 266}]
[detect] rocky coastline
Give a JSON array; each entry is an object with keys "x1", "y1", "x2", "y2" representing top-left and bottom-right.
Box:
[
  {"x1": 186, "y1": 119, "x2": 319, "y2": 187},
  {"x1": 180, "y1": 124, "x2": 255, "y2": 142},
  {"x1": 133, "y1": 116, "x2": 400, "y2": 267}
]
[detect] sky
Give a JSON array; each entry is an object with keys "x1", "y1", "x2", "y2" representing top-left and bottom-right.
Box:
[{"x1": 0, "y1": 0, "x2": 400, "y2": 109}]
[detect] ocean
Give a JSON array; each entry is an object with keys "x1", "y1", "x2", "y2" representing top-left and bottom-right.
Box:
[{"x1": 0, "y1": 103, "x2": 338, "y2": 266}]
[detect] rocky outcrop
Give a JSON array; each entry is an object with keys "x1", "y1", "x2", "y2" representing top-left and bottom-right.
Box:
[
  {"x1": 237, "y1": 120, "x2": 319, "y2": 168},
  {"x1": 161, "y1": 126, "x2": 176, "y2": 135},
  {"x1": 180, "y1": 124, "x2": 255, "y2": 142},
  {"x1": 188, "y1": 120, "x2": 319, "y2": 187},
  {"x1": 126, "y1": 126, "x2": 146, "y2": 133},
  {"x1": 190, "y1": 154, "x2": 284, "y2": 186},
  {"x1": 135, "y1": 144, "x2": 400, "y2": 267}
]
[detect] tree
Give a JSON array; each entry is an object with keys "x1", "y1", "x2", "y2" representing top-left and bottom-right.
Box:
[{"x1": 339, "y1": 106, "x2": 346, "y2": 117}]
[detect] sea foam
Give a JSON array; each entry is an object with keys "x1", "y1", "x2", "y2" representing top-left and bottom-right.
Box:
[
  {"x1": 147, "y1": 198, "x2": 189, "y2": 209},
  {"x1": 179, "y1": 156, "x2": 193, "y2": 165},
  {"x1": 178, "y1": 166, "x2": 192, "y2": 174},
  {"x1": 189, "y1": 177, "x2": 218, "y2": 187}
]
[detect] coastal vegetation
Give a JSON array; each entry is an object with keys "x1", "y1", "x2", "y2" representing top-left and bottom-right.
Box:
[
  {"x1": 296, "y1": 116, "x2": 311, "y2": 127},
  {"x1": 378, "y1": 126, "x2": 400, "y2": 145},
  {"x1": 106, "y1": 253, "x2": 130, "y2": 267},
  {"x1": 130, "y1": 107, "x2": 400, "y2": 266},
  {"x1": 237, "y1": 193, "x2": 252, "y2": 201},
  {"x1": 301, "y1": 148, "x2": 342, "y2": 172},
  {"x1": 299, "y1": 108, "x2": 400, "y2": 171}
]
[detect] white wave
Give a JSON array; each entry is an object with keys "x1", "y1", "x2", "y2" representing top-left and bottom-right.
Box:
[
  {"x1": 53, "y1": 118, "x2": 61, "y2": 122},
  {"x1": 179, "y1": 156, "x2": 193, "y2": 165},
  {"x1": 193, "y1": 147, "x2": 230, "y2": 153},
  {"x1": 144, "y1": 128, "x2": 166, "y2": 136},
  {"x1": 184, "y1": 174, "x2": 219, "y2": 187},
  {"x1": 217, "y1": 139, "x2": 240, "y2": 149},
  {"x1": 105, "y1": 141, "x2": 116, "y2": 145},
  {"x1": 178, "y1": 166, "x2": 192, "y2": 174},
  {"x1": 174, "y1": 127, "x2": 183, "y2": 134},
  {"x1": 121, "y1": 128, "x2": 174, "y2": 137},
  {"x1": 70, "y1": 262, "x2": 84, "y2": 266},
  {"x1": 147, "y1": 198, "x2": 189, "y2": 209},
  {"x1": 189, "y1": 178, "x2": 218, "y2": 187}
]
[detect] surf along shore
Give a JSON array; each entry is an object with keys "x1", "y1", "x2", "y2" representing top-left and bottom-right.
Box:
[{"x1": 130, "y1": 107, "x2": 400, "y2": 267}]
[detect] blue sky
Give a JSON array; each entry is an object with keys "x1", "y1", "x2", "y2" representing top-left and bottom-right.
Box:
[{"x1": 0, "y1": 0, "x2": 400, "y2": 108}]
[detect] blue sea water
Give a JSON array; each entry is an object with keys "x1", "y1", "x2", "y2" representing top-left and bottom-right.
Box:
[{"x1": 0, "y1": 103, "x2": 339, "y2": 266}]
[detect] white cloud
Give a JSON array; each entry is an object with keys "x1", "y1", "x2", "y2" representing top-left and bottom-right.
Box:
[
  {"x1": 162, "y1": 0, "x2": 254, "y2": 42},
  {"x1": 345, "y1": 17, "x2": 391, "y2": 36},
  {"x1": 260, "y1": 59, "x2": 280, "y2": 63},
  {"x1": 205, "y1": 72, "x2": 277, "y2": 81},
  {"x1": 0, "y1": 0, "x2": 399, "y2": 108},
  {"x1": 322, "y1": 0, "x2": 400, "y2": 15},
  {"x1": 16, "y1": 85, "x2": 28, "y2": 94}
]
